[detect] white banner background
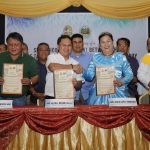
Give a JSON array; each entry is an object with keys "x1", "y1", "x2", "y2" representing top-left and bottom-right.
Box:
[{"x1": 5, "y1": 13, "x2": 148, "y2": 61}]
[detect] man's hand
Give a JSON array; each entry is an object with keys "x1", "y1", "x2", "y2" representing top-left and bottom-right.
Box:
[
  {"x1": 22, "y1": 76, "x2": 38, "y2": 85},
  {"x1": 34, "y1": 92, "x2": 45, "y2": 101},
  {"x1": 21, "y1": 78, "x2": 31, "y2": 85},
  {"x1": 72, "y1": 64, "x2": 83, "y2": 74},
  {"x1": 72, "y1": 78, "x2": 82, "y2": 90},
  {"x1": 0, "y1": 77, "x2": 4, "y2": 85},
  {"x1": 131, "y1": 77, "x2": 138, "y2": 83},
  {"x1": 72, "y1": 78, "x2": 78, "y2": 88}
]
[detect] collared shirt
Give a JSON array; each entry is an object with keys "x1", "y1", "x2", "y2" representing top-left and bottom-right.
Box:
[
  {"x1": 70, "y1": 51, "x2": 94, "y2": 100},
  {"x1": 34, "y1": 61, "x2": 47, "y2": 93},
  {"x1": 45, "y1": 53, "x2": 83, "y2": 97},
  {"x1": 30, "y1": 61, "x2": 47, "y2": 104},
  {"x1": 126, "y1": 54, "x2": 139, "y2": 97},
  {"x1": 0, "y1": 51, "x2": 38, "y2": 98},
  {"x1": 126, "y1": 54, "x2": 139, "y2": 76},
  {"x1": 138, "y1": 53, "x2": 150, "y2": 88}
]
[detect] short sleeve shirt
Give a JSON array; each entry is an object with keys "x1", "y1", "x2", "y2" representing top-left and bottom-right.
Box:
[
  {"x1": 0, "y1": 52, "x2": 38, "y2": 97},
  {"x1": 45, "y1": 53, "x2": 83, "y2": 97}
]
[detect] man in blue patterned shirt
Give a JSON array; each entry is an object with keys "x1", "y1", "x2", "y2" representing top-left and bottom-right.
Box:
[{"x1": 71, "y1": 33, "x2": 94, "y2": 104}]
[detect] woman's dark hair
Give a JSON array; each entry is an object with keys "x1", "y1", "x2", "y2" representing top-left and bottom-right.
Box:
[{"x1": 98, "y1": 32, "x2": 113, "y2": 43}]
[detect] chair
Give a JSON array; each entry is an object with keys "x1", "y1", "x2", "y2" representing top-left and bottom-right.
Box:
[{"x1": 139, "y1": 92, "x2": 150, "y2": 104}]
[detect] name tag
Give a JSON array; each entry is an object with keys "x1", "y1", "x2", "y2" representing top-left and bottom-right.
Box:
[
  {"x1": 109, "y1": 98, "x2": 137, "y2": 106},
  {"x1": 45, "y1": 99, "x2": 74, "y2": 108},
  {"x1": 0, "y1": 100, "x2": 13, "y2": 109}
]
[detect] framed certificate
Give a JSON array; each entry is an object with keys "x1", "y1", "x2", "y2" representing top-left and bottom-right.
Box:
[
  {"x1": 2, "y1": 63, "x2": 23, "y2": 94},
  {"x1": 96, "y1": 66, "x2": 115, "y2": 95},
  {"x1": 54, "y1": 69, "x2": 74, "y2": 99}
]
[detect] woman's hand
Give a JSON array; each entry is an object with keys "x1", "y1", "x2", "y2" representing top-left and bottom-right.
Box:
[{"x1": 114, "y1": 80, "x2": 123, "y2": 87}]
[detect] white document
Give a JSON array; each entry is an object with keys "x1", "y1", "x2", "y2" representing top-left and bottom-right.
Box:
[
  {"x1": 96, "y1": 66, "x2": 115, "y2": 95},
  {"x1": 54, "y1": 69, "x2": 74, "y2": 99},
  {"x1": 2, "y1": 64, "x2": 23, "y2": 94}
]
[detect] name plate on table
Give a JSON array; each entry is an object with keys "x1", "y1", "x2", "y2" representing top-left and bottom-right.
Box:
[
  {"x1": 45, "y1": 99, "x2": 74, "y2": 108},
  {"x1": 0, "y1": 100, "x2": 13, "y2": 109},
  {"x1": 109, "y1": 98, "x2": 137, "y2": 106}
]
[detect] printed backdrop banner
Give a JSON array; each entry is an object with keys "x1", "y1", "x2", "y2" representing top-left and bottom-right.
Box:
[{"x1": 5, "y1": 13, "x2": 148, "y2": 60}]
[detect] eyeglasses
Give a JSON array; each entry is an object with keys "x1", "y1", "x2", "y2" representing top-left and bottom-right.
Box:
[
  {"x1": 7, "y1": 44, "x2": 21, "y2": 48},
  {"x1": 39, "y1": 49, "x2": 50, "y2": 51}
]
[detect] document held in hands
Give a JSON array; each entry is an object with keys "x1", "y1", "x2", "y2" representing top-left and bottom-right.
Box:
[
  {"x1": 54, "y1": 69, "x2": 74, "y2": 99},
  {"x1": 96, "y1": 66, "x2": 115, "y2": 95},
  {"x1": 2, "y1": 64, "x2": 23, "y2": 94}
]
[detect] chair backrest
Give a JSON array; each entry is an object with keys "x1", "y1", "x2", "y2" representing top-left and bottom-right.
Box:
[{"x1": 139, "y1": 92, "x2": 150, "y2": 104}]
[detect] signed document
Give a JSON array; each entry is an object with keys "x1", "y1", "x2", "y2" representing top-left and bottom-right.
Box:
[
  {"x1": 2, "y1": 64, "x2": 23, "y2": 94},
  {"x1": 54, "y1": 69, "x2": 74, "y2": 99},
  {"x1": 96, "y1": 66, "x2": 115, "y2": 95}
]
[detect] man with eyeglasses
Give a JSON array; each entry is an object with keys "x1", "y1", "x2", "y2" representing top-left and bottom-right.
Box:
[
  {"x1": 0, "y1": 32, "x2": 38, "y2": 106},
  {"x1": 116, "y1": 37, "x2": 139, "y2": 101},
  {"x1": 30, "y1": 42, "x2": 50, "y2": 105}
]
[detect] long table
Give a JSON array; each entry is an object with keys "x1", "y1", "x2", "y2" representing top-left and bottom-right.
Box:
[{"x1": 0, "y1": 105, "x2": 150, "y2": 150}]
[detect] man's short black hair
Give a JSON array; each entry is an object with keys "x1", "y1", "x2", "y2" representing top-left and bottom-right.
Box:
[
  {"x1": 117, "y1": 38, "x2": 130, "y2": 47},
  {"x1": 147, "y1": 38, "x2": 150, "y2": 46},
  {"x1": 57, "y1": 35, "x2": 71, "y2": 45},
  {"x1": 6, "y1": 32, "x2": 23, "y2": 43},
  {"x1": 37, "y1": 42, "x2": 50, "y2": 51},
  {"x1": 71, "y1": 33, "x2": 83, "y2": 41}
]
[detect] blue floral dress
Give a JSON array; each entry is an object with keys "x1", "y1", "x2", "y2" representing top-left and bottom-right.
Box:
[{"x1": 83, "y1": 52, "x2": 133, "y2": 105}]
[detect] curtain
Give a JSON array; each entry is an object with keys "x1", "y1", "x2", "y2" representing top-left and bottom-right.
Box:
[
  {"x1": 0, "y1": 0, "x2": 150, "y2": 18},
  {"x1": 0, "y1": 105, "x2": 150, "y2": 149},
  {"x1": 7, "y1": 118, "x2": 150, "y2": 150}
]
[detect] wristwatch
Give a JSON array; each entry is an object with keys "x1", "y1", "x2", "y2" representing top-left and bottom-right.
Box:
[{"x1": 30, "y1": 79, "x2": 33, "y2": 85}]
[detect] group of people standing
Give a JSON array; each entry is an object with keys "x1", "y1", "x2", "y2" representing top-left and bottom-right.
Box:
[{"x1": 0, "y1": 32, "x2": 149, "y2": 106}]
